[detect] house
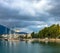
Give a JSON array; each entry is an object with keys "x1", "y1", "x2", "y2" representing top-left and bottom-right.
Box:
[{"x1": 27, "y1": 33, "x2": 32, "y2": 38}]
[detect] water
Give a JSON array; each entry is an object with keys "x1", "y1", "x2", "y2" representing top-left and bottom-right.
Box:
[{"x1": 0, "y1": 40, "x2": 60, "y2": 53}]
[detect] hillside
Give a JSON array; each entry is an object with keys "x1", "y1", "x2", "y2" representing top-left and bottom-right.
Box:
[
  {"x1": 31, "y1": 24, "x2": 60, "y2": 38},
  {"x1": 0, "y1": 25, "x2": 27, "y2": 35},
  {"x1": 0, "y1": 25, "x2": 12, "y2": 35}
]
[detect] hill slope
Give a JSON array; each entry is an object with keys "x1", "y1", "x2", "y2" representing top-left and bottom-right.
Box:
[{"x1": 0, "y1": 25, "x2": 11, "y2": 34}]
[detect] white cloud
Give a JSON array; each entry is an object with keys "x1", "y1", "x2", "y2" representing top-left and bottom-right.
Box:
[
  {"x1": 0, "y1": 0, "x2": 53, "y2": 16},
  {"x1": 28, "y1": 24, "x2": 48, "y2": 28},
  {"x1": 37, "y1": 24, "x2": 48, "y2": 28},
  {"x1": 20, "y1": 28, "x2": 33, "y2": 33}
]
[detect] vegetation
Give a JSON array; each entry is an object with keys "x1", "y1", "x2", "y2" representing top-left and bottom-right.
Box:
[
  {"x1": 31, "y1": 32, "x2": 39, "y2": 38},
  {"x1": 31, "y1": 24, "x2": 60, "y2": 39},
  {"x1": 0, "y1": 35, "x2": 3, "y2": 38}
]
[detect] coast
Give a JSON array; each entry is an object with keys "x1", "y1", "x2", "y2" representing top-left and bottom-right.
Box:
[
  {"x1": 1, "y1": 38, "x2": 60, "y2": 43},
  {"x1": 23, "y1": 38, "x2": 60, "y2": 43}
]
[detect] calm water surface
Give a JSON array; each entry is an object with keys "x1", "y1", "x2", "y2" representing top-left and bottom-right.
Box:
[{"x1": 0, "y1": 40, "x2": 60, "y2": 53}]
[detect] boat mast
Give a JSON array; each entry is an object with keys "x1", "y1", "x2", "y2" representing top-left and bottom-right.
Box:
[
  {"x1": 9, "y1": 28, "x2": 12, "y2": 39},
  {"x1": 6, "y1": 27, "x2": 8, "y2": 39}
]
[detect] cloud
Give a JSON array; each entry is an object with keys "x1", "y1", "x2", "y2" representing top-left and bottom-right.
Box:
[
  {"x1": 0, "y1": 0, "x2": 53, "y2": 21},
  {"x1": 0, "y1": 0, "x2": 60, "y2": 33},
  {"x1": 20, "y1": 28, "x2": 33, "y2": 33},
  {"x1": 0, "y1": 0, "x2": 53, "y2": 16},
  {"x1": 46, "y1": 0, "x2": 60, "y2": 20}
]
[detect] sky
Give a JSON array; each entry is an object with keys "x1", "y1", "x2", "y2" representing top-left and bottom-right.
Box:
[{"x1": 0, "y1": 0, "x2": 60, "y2": 33}]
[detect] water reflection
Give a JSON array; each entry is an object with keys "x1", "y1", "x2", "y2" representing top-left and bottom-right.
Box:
[
  {"x1": 0, "y1": 41, "x2": 19, "y2": 53},
  {"x1": 0, "y1": 40, "x2": 60, "y2": 53}
]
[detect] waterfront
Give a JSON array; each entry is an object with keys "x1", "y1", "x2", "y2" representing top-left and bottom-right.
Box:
[{"x1": 0, "y1": 40, "x2": 60, "y2": 53}]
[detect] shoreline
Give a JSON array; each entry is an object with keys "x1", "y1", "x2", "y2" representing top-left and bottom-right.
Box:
[
  {"x1": 23, "y1": 38, "x2": 60, "y2": 43},
  {"x1": 1, "y1": 38, "x2": 60, "y2": 43}
]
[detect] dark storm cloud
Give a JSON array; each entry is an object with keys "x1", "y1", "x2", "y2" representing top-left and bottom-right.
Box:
[
  {"x1": 47, "y1": 0, "x2": 60, "y2": 20},
  {"x1": 0, "y1": 4, "x2": 49, "y2": 21},
  {"x1": 0, "y1": 0, "x2": 60, "y2": 33}
]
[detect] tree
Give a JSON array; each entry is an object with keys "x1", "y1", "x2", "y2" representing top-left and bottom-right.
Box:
[
  {"x1": 31, "y1": 24, "x2": 60, "y2": 39},
  {"x1": 31, "y1": 32, "x2": 38, "y2": 38},
  {"x1": 38, "y1": 24, "x2": 60, "y2": 38},
  {"x1": 31, "y1": 32, "x2": 35, "y2": 38}
]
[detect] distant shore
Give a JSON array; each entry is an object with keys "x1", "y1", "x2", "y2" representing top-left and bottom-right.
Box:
[
  {"x1": 1, "y1": 38, "x2": 60, "y2": 43},
  {"x1": 23, "y1": 38, "x2": 60, "y2": 43}
]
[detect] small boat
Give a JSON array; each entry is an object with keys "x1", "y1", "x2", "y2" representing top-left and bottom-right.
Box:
[
  {"x1": 20, "y1": 38, "x2": 24, "y2": 41},
  {"x1": 4, "y1": 38, "x2": 8, "y2": 41}
]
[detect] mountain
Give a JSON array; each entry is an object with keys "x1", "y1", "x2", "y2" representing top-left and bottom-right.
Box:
[
  {"x1": 0, "y1": 25, "x2": 27, "y2": 35},
  {"x1": 15, "y1": 32, "x2": 28, "y2": 34},
  {"x1": 0, "y1": 25, "x2": 11, "y2": 35}
]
